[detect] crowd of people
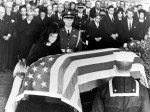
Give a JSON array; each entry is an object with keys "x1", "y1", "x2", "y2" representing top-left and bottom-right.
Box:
[
  {"x1": 2, "y1": 0, "x2": 150, "y2": 112},
  {"x1": 0, "y1": 0, "x2": 150, "y2": 73}
]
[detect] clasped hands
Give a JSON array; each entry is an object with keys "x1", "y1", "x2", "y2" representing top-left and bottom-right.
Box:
[
  {"x1": 3, "y1": 34, "x2": 11, "y2": 40},
  {"x1": 111, "y1": 33, "x2": 118, "y2": 40},
  {"x1": 95, "y1": 37, "x2": 102, "y2": 42}
]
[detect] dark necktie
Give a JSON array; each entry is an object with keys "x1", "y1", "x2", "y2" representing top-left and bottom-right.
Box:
[{"x1": 67, "y1": 30, "x2": 70, "y2": 36}]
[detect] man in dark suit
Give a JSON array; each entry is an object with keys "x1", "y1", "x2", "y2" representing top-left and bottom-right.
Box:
[
  {"x1": 51, "y1": 3, "x2": 65, "y2": 29},
  {"x1": 47, "y1": 5, "x2": 54, "y2": 18},
  {"x1": 19, "y1": 10, "x2": 37, "y2": 62},
  {"x1": 86, "y1": 13, "x2": 104, "y2": 50},
  {"x1": 59, "y1": 11, "x2": 82, "y2": 53},
  {"x1": 0, "y1": 6, "x2": 12, "y2": 72},
  {"x1": 122, "y1": 8, "x2": 138, "y2": 44},
  {"x1": 4, "y1": 1, "x2": 18, "y2": 70},
  {"x1": 101, "y1": 5, "x2": 118, "y2": 48},
  {"x1": 64, "y1": 1, "x2": 70, "y2": 12},
  {"x1": 89, "y1": 1, "x2": 101, "y2": 19}
]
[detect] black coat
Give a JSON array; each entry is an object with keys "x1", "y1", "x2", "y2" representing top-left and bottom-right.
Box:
[
  {"x1": 101, "y1": 15, "x2": 117, "y2": 48},
  {"x1": 0, "y1": 18, "x2": 10, "y2": 69},
  {"x1": 86, "y1": 20, "x2": 104, "y2": 50},
  {"x1": 136, "y1": 20, "x2": 148, "y2": 40},
  {"x1": 115, "y1": 18, "x2": 125, "y2": 47},
  {"x1": 19, "y1": 19, "x2": 37, "y2": 59},
  {"x1": 26, "y1": 40, "x2": 62, "y2": 66},
  {"x1": 122, "y1": 18, "x2": 138, "y2": 43}
]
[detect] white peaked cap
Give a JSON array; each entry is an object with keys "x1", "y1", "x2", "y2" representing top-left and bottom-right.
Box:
[{"x1": 113, "y1": 51, "x2": 136, "y2": 62}]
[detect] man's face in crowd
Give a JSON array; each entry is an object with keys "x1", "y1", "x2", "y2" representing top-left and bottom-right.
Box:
[
  {"x1": 58, "y1": 4, "x2": 64, "y2": 13},
  {"x1": 40, "y1": 12, "x2": 46, "y2": 18},
  {"x1": 108, "y1": 7, "x2": 114, "y2": 15},
  {"x1": 101, "y1": 1, "x2": 105, "y2": 8},
  {"x1": 86, "y1": 1, "x2": 91, "y2": 8},
  {"x1": 0, "y1": 7, "x2": 5, "y2": 18},
  {"x1": 47, "y1": 6, "x2": 53, "y2": 15},
  {"x1": 95, "y1": 1, "x2": 101, "y2": 10},
  {"x1": 27, "y1": 11, "x2": 34, "y2": 21},
  {"x1": 21, "y1": 7, "x2": 27, "y2": 16},
  {"x1": 34, "y1": 8, "x2": 39, "y2": 16},
  {"x1": 64, "y1": 2, "x2": 70, "y2": 10},
  {"x1": 127, "y1": 10, "x2": 134, "y2": 19},
  {"x1": 63, "y1": 17, "x2": 73, "y2": 27},
  {"x1": 116, "y1": 1, "x2": 120, "y2": 8},
  {"x1": 95, "y1": 15, "x2": 101, "y2": 23},
  {"x1": 120, "y1": 1, "x2": 125, "y2": 8},
  {"x1": 71, "y1": 3, "x2": 76, "y2": 10},
  {"x1": 139, "y1": 12, "x2": 145, "y2": 20},
  {"x1": 53, "y1": 4, "x2": 58, "y2": 12},
  {"x1": 26, "y1": 3, "x2": 31, "y2": 11},
  {"x1": 138, "y1": 5, "x2": 143, "y2": 10}
]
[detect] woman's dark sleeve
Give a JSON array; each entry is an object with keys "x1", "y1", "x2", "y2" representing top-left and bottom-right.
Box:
[{"x1": 26, "y1": 44, "x2": 40, "y2": 66}]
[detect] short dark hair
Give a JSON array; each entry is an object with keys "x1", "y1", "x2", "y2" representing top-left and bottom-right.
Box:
[
  {"x1": 107, "y1": 5, "x2": 114, "y2": 10},
  {"x1": 138, "y1": 9, "x2": 146, "y2": 17},
  {"x1": 115, "y1": 61, "x2": 132, "y2": 71},
  {"x1": 126, "y1": 8, "x2": 134, "y2": 14},
  {"x1": 52, "y1": 3, "x2": 58, "y2": 8},
  {"x1": 116, "y1": 8, "x2": 124, "y2": 14}
]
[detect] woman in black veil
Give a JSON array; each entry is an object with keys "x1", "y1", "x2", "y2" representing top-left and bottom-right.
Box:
[
  {"x1": 15, "y1": 25, "x2": 75, "y2": 112},
  {"x1": 26, "y1": 25, "x2": 62, "y2": 66}
]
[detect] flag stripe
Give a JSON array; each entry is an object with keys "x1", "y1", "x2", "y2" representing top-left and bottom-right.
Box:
[
  {"x1": 50, "y1": 48, "x2": 120, "y2": 95},
  {"x1": 78, "y1": 61, "x2": 114, "y2": 75},
  {"x1": 62, "y1": 54, "x2": 116, "y2": 93}
]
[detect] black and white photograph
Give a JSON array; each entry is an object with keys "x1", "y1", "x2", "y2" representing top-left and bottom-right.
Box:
[{"x1": 0, "y1": 0, "x2": 150, "y2": 112}]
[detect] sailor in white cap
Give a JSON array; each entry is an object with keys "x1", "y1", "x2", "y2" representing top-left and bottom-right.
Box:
[{"x1": 92, "y1": 51, "x2": 150, "y2": 112}]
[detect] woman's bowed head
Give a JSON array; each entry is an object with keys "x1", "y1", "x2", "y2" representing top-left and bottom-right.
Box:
[{"x1": 40, "y1": 25, "x2": 59, "y2": 45}]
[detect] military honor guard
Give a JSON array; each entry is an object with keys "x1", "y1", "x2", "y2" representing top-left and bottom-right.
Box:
[
  {"x1": 73, "y1": 3, "x2": 89, "y2": 50},
  {"x1": 59, "y1": 11, "x2": 82, "y2": 53}
]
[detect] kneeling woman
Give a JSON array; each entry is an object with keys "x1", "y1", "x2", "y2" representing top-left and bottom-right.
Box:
[
  {"x1": 26, "y1": 26, "x2": 62, "y2": 66},
  {"x1": 15, "y1": 26, "x2": 74, "y2": 112}
]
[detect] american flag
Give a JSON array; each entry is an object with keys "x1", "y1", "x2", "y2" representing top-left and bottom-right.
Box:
[{"x1": 16, "y1": 48, "x2": 148, "y2": 112}]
